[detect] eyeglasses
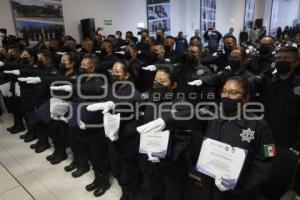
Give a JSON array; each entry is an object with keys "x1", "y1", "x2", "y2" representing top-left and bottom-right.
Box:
[{"x1": 220, "y1": 88, "x2": 245, "y2": 96}]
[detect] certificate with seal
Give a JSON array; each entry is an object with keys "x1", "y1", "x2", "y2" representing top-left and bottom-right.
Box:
[
  {"x1": 196, "y1": 137, "x2": 248, "y2": 189},
  {"x1": 139, "y1": 130, "x2": 170, "y2": 158}
]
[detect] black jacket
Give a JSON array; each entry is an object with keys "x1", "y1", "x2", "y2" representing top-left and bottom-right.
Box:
[
  {"x1": 163, "y1": 109, "x2": 275, "y2": 200},
  {"x1": 263, "y1": 74, "x2": 300, "y2": 151}
]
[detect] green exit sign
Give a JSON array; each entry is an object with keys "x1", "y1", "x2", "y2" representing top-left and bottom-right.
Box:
[{"x1": 104, "y1": 20, "x2": 112, "y2": 25}]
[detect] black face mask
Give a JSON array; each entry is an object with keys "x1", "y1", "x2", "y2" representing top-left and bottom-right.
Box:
[
  {"x1": 78, "y1": 68, "x2": 88, "y2": 75},
  {"x1": 221, "y1": 97, "x2": 241, "y2": 115},
  {"x1": 275, "y1": 61, "x2": 292, "y2": 75},
  {"x1": 59, "y1": 63, "x2": 67, "y2": 72},
  {"x1": 152, "y1": 82, "x2": 169, "y2": 100},
  {"x1": 228, "y1": 60, "x2": 241, "y2": 71},
  {"x1": 110, "y1": 74, "x2": 120, "y2": 83},
  {"x1": 164, "y1": 45, "x2": 171, "y2": 54},
  {"x1": 61, "y1": 46, "x2": 72, "y2": 52},
  {"x1": 124, "y1": 51, "x2": 131, "y2": 60},
  {"x1": 20, "y1": 57, "x2": 30, "y2": 65},
  {"x1": 148, "y1": 52, "x2": 158, "y2": 63},
  {"x1": 224, "y1": 45, "x2": 232, "y2": 55},
  {"x1": 100, "y1": 48, "x2": 108, "y2": 56},
  {"x1": 186, "y1": 55, "x2": 198, "y2": 65}
]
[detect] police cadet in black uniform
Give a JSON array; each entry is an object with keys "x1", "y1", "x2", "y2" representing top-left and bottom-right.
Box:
[
  {"x1": 16, "y1": 49, "x2": 38, "y2": 141},
  {"x1": 263, "y1": 46, "x2": 300, "y2": 153},
  {"x1": 138, "y1": 65, "x2": 192, "y2": 200},
  {"x1": 156, "y1": 28, "x2": 165, "y2": 44},
  {"x1": 18, "y1": 52, "x2": 79, "y2": 164},
  {"x1": 201, "y1": 35, "x2": 237, "y2": 73},
  {"x1": 123, "y1": 45, "x2": 144, "y2": 91},
  {"x1": 139, "y1": 42, "x2": 170, "y2": 92},
  {"x1": 0, "y1": 47, "x2": 25, "y2": 134},
  {"x1": 189, "y1": 48, "x2": 259, "y2": 101},
  {"x1": 87, "y1": 61, "x2": 141, "y2": 200},
  {"x1": 51, "y1": 54, "x2": 110, "y2": 196},
  {"x1": 245, "y1": 36, "x2": 275, "y2": 75},
  {"x1": 163, "y1": 36, "x2": 179, "y2": 62},
  {"x1": 4, "y1": 50, "x2": 58, "y2": 153},
  {"x1": 96, "y1": 39, "x2": 118, "y2": 76},
  {"x1": 175, "y1": 45, "x2": 212, "y2": 105},
  {"x1": 138, "y1": 76, "x2": 275, "y2": 200}
]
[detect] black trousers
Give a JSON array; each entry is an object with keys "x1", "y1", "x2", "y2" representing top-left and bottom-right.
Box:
[
  {"x1": 80, "y1": 130, "x2": 110, "y2": 174},
  {"x1": 109, "y1": 135, "x2": 140, "y2": 194},
  {"x1": 48, "y1": 120, "x2": 67, "y2": 147},
  {"x1": 146, "y1": 171, "x2": 187, "y2": 200},
  {"x1": 67, "y1": 127, "x2": 89, "y2": 167}
]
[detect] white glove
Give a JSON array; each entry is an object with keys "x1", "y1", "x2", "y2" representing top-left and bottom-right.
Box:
[
  {"x1": 25, "y1": 77, "x2": 41, "y2": 84},
  {"x1": 0, "y1": 61, "x2": 4, "y2": 67},
  {"x1": 3, "y1": 70, "x2": 20, "y2": 76},
  {"x1": 50, "y1": 113, "x2": 61, "y2": 121},
  {"x1": 57, "y1": 52, "x2": 65, "y2": 55},
  {"x1": 115, "y1": 51, "x2": 125, "y2": 55},
  {"x1": 87, "y1": 101, "x2": 116, "y2": 114},
  {"x1": 137, "y1": 118, "x2": 166, "y2": 134},
  {"x1": 290, "y1": 148, "x2": 300, "y2": 156},
  {"x1": 142, "y1": 65, "x2": 157, "y2": 71},
  {"x1": 59, "y1": 116, "x2": 69, "y2": 123},
  {"x1": 18, "y1": 77, "x2": 31, "y2": 82},
  {"x1": 225, "y1": 66, "x2": 231, "y2": 70},
  {"x1": 79, "y1": 120, "x2": 86, "y2": 130},
  {"x1": 50, "y1": 85, "x2": 72, "y2": 92},
  {"x1": 215, "y1": 175, "x2": 230, "y2": 192},
  {"x1": 272, "y1": 68, "x2": 277, "y2": 74},
  {"x1": 120, "y1": 46, "x2": 127, "y2": 49},
  {"x1": 147, "y1": 152, "x2": 160, "y2": 163},
  {"x1": 188, "y1": 80, "x2": 203, "y2": 86}
]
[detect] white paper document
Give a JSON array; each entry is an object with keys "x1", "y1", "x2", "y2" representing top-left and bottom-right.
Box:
[
  {"x1": 139, "y1": 130, "x2": 170, "y2": 158},
  {"x1": 196, "y1": 137, "x2": 248, "y2": 189}
]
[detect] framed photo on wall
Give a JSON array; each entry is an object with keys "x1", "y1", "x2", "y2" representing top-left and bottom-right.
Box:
[
  {"x1": 11, "y1": 0, "x2": 65, "y2": 42},
  {"x1": 200, "y1": 0, "x2": 216, "y2": 37},
  {"x1": 244, "y1": 0, "x2": 256, "y2": 29},
  {"x1": 147, "y1": 0, "x2": 171, "y2": 36}
]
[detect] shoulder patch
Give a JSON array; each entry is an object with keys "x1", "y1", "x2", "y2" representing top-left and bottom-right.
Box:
[
  {"x1": 141, "y1": 93, "x2": 149, "y2": 100},
  {"x1": 293, "y1": 85, "x2": 300, "y2": 96}
]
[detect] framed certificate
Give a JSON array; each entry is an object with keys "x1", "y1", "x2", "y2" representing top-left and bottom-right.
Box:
[{"x1": 196, "y1": 137, "x2": 248, "y2": 189}]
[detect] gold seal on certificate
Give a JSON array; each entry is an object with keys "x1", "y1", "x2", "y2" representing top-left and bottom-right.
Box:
[{"x1": 196, "y1": 137, "x2": 248, "y2": 189}]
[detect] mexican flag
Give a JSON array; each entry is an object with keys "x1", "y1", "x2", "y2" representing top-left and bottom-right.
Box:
[{"x1": 264, "y1": 144, "x2": 276, "y2": 157}]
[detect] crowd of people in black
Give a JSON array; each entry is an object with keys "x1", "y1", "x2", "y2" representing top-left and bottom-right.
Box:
[{"x1": 0, "y1": 25, "x2": 299, "y2": 200}]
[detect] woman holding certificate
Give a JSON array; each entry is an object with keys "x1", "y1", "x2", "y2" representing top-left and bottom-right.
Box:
[
  {"x1": 137, "y1": 76, "x2": 276, "y2": 200},
  {"x1": 138, "y1": 65, "x2": 193, "y2": 200}
]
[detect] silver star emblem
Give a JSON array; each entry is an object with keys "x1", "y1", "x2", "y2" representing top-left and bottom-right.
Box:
[
  {"x1": 240, "y1": 128, "x2": 255, "y2": 143},
  {"x1": 197, "y1": 69, "x2": 204, "y2": 75},
  {"x1": 293, "y1": 86, "x2": 300, "y2": 96}
]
